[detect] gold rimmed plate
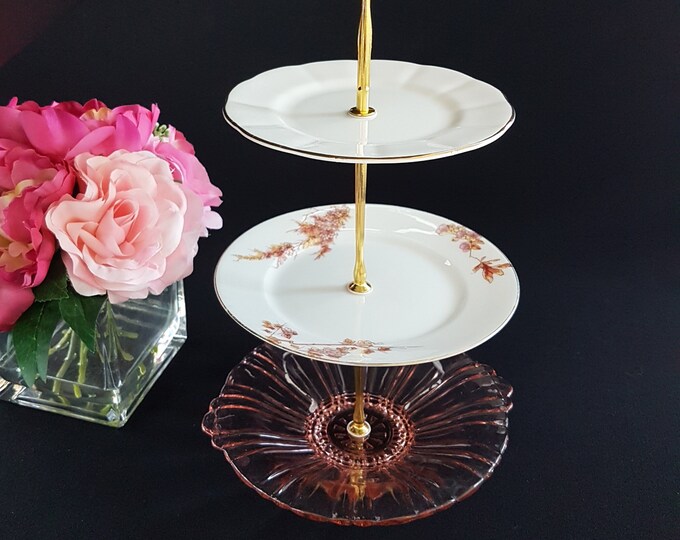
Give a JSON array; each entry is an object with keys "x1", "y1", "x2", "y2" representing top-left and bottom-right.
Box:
[
  {"x1": 224, "y1": 60, "x2": 514, "y2": 164},
  {"x1": 214, "y1": 204, "x2": 519, "y2": 366}
]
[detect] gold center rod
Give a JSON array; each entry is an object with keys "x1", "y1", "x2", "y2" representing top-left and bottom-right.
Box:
[
  {"x1": 348, "y1": 163, "x2": 371, "y2": 294},
  {"x1": 347, "y1": 366, "x2": 371, "y2": 442},
  {"x1": 346, "y1": 0, "x2": 376, "y2": 443},
  {"x1": 349, "y1": 0, "x2": 375, "y2": 118}
]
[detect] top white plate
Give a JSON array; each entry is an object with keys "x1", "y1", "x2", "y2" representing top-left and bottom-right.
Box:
[
  {"x1": 214, "y1": 204, "x2": 519, "y2": 367},
  {"x1": 224, "y1": 60, "x2": 514, "y2": 164}
]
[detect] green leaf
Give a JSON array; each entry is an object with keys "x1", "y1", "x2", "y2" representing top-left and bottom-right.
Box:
[
  {"x1": 33, "y1": 261, "x2": 67, "y2": 302},
  {"x1": 81, "y1": 294, "x2": 107, "y2": 325},
  {"x1": 58, "y1": 289, "x2": 106, "y2": 352},
  {"x1": 11, "y1": 301, "x2": 61, "y2": 385}
]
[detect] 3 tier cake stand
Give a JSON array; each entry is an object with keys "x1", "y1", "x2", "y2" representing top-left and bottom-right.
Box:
[{"x1": 203, "y1": 1, "x2": 518, "y2": 526}]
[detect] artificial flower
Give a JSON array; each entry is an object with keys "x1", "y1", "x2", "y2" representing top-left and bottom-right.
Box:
[
  {"x1": 46, "y1": 150, "x2": 206, "y2": 303},
  {"x1": 0, "y1": 147, "x2": 74, "y2": 288},
  {"x1": 0, "y1": 278, "x2": 33, "y2": 332},
  {"x1": 147, "y1": 124, "x2": 222, "y2": 230}
]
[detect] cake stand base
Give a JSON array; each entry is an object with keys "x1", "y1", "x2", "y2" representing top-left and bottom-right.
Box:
[{"x1": 202, "y1": 344, "x2": 513, "y2": 526}]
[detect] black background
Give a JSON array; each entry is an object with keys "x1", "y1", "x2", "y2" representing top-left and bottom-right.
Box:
[{"x1": 0, "y1": 1, "x2": 678, "y2": 538}]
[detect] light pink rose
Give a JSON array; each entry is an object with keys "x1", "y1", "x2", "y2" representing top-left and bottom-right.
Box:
[
  {"x1": 0, "y1": 147, "x2": 75, "y2": 288},
  {"x1": 45, "y1": 150, "x2": 206, "y2": 304},
  {"x1": 0, "y1": 278, "x2": 34, "y2": 332}
]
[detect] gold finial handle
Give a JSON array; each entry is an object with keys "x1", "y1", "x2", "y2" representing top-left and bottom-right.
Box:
[
  {"x1": 349, "y1": 0, "x2": 376, "y2": 118},
  {"x1": 356, "y1": 0, "x2": 372, "y2": 115}
]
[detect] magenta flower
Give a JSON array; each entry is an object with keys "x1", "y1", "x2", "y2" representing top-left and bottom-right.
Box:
[
  {"x1": 0, "y1": 99, "x2": 32, "y2": 147},
  {"x1": 0, "y1": 278, "x2": 34, "y2": 332},
  {"x1": 19, "y1": 104, "x2": 91, "y2": 160},
  {"x1": 66, "y1": 101, "x2": 161, "y2": 158},
  {"x1": 0, "y1": 147, "x2": 75, "y2": 288},
  {"x1": 146, "y1": 125, "x2": 222, "y2": 230},
  {"x1": 0, "y1": 99, "x2": 160, "y2": 162}
]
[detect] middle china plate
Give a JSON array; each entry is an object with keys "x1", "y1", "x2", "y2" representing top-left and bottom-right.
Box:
[{"x1": 215, "y1": 204, "x2": 519, "y2": 367}]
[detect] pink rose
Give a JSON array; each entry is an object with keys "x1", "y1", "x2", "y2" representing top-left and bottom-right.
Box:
[
  {"x1": 0, "y1": 147, "x2": 75, "y2": 288},
  {"x1": 18, "y1": 103, "x2": 91, "y2": 160},
  {"x1": 2, "y1": 98, "x2": 222, "y2": 230},
  {"x1": 0, "y1": 98, "x2": 160, "y2": 162},
  {"x1": 146, "y1": 124, "x2": 222, "y2": 230},
  {"x1": 45, "y1": 150, "x2": 206, "y2": 304},
  {"x1": 66, "y1": 102, "x2": 161, "y2": 159},
  {"x1": 0, "y1": 278, "x2": 34, "y2": 332},
  {"x1": 0, "y1": 98, "x2": 34, "y2": 146}
]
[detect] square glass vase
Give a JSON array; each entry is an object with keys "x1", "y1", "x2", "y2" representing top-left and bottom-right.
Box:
[{"x1": 0, "y1": 281, "x2": 187, "y2": 427}]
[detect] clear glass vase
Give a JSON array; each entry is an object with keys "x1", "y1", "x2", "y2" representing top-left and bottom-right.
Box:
[{"x1": 0, "y1": 281, "x2": 187, "y2": 427}]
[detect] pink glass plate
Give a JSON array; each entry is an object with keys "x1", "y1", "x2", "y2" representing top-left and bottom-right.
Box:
[{"x1": 202, "y1": 344, "x2": 513, "y2": 526}]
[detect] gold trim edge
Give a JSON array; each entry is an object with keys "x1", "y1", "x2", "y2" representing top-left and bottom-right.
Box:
[{"x1": 222, "y1": 102, "x2": 515, "y2": 165}]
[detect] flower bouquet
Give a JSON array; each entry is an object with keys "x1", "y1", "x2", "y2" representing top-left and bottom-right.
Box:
[{"x1": 0, "y1": 98, "x2": 221, "y2": 425}]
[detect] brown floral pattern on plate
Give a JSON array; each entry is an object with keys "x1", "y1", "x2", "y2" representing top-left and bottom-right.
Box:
[
  {"x1": 262, "y1": 320, "x2": 407, "y2": 361},
  {"x1": 436, "y1": 223, "x2": 513, "y2": 283},
  {"x1": 235, "y1": 205, "x2": 350, "y2": 266}
]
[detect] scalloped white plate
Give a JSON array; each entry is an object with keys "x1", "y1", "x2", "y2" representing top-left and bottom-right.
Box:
[
  {"x1": 214, "y1": 204, "x2": 519, "y2": 366},
  {"x1": 224, "y1": 60, "x2": 514, "y2": 164}
]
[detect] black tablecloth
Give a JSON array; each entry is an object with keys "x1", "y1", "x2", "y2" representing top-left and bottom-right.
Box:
[{"x1": 0, "y1": 1, "x2": 677, "y2": 538}]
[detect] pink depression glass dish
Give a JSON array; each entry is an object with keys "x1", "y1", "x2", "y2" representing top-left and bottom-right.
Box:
[{"x1": 202, "y1": 343, "x2": 513, "y2": 526}]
